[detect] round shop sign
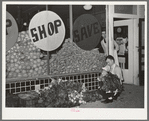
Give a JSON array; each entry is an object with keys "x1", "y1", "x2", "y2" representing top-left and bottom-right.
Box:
[
  {"x1": 73, "y1": 14, "x2": 101, "y2": 50},
  {"x1": 29, "y1": 11, "x2": 65, "y2": 51},
  {"x1": 6, "y1": 11, "x2": 18, "y2": 51}
]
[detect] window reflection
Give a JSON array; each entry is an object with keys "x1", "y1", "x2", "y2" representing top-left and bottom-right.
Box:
[{"x1": 114, "y1": 26, "x2": 128, "y2": 69}]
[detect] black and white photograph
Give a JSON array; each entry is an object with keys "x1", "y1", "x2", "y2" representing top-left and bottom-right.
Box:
[{"x1": 2, "y1": 1, "x2": 147, "y2": 120}]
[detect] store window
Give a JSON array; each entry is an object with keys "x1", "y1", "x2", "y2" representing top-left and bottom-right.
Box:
[
  {"x1": 114, "y1": 26, "x2": 128, "y2": 69},
  {"x1": 6, "y1": 4, "x2": 107, "y2": 81},
  {"x1": 114, "y1": 5, "x2": 137, "y2": 15},
  {"x1": 6, "y1": 5, "x2": 70, "y2": 79}
]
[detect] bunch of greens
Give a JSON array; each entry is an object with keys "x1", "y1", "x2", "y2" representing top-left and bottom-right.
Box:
[{"x1": 36, "y1": 79, "x2": 85, "y2": 107}]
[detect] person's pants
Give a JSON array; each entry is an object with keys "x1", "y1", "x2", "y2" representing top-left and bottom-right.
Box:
[{"x1": 100, "y1": 90, "x2": 114, "y2": 99}]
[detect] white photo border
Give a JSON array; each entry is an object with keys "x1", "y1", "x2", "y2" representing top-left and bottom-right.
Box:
[{"x1": 2, "y1": 1, "x2": 147, "y2": 120}]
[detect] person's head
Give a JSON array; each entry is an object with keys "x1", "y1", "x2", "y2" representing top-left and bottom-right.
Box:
[
  {"x1": 105, "y1": 55, "x2": 115, "y2": 66},
  {"x1": 102, "y1": 31, "x2": 106, "y2": 38}
]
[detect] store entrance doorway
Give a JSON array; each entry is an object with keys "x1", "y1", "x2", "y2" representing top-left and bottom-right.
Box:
[{"x1": 114, "y1": 19, "x2": 134, "y2": 84}]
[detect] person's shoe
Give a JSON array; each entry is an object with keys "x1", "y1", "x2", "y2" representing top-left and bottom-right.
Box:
[
  {"x1": 113, "y1": 93, "x2": 120, "y2": 100},
  {"x1": 113, "y1": 95, "x2": 118, "y2": 100},
  {"x1": 101, "y1": 98, "x2": 113, "y2": 103}
]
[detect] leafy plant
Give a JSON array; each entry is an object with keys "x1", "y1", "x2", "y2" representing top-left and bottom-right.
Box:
[{"x1": 6, "y1": 79, "x2": 103, "y2": 107}]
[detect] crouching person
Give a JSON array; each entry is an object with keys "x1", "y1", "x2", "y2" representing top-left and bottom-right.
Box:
[{"x1": 98, "y1": 55, "x2": 124, "y2": 103}]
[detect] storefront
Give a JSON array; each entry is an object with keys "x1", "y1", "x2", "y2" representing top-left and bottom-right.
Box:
[
  {"x1": 4, "y1": 2, "x2": 146, "y2": 108},
  {"x1": 6, "y1": 4, "x2": 108, "y2": 94}
]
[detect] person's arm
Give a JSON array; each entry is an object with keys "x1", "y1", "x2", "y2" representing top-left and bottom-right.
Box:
[
  {"x1": 101, "y1": 40, "x2": 106, "y2": 54},
  {"x1": 114, "y1": 66, "x2": 122, "y2": 79},
  {"x1": 101, "y1": 39, "x2": 108, "y2": 55},
  {"x1": 113, "y1": 40, "x2": 119, "y2": 51}
]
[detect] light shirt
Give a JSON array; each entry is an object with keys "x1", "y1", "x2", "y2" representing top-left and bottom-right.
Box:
[
  {"x1": 110, "y1": 63, "x2": 124, "y2": 81},
  {"x1": 118, "y1": 44, "x2": 126, "y2": 55},
  {"x1": 101, "y1": 38, "x2": 107, "y2": 55}
]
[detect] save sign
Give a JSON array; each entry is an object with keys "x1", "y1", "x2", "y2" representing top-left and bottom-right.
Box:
[
  {"x1": 73, "y1": 14, "x2": 101, "y2": 50},
  {"x1": 29, "y1": 11, "x2": 65, "y2": 51}
]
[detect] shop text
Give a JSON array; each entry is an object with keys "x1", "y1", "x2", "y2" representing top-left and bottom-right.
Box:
[{"x1": 30, "y1": 19, "x2": 62, "y2": 42}]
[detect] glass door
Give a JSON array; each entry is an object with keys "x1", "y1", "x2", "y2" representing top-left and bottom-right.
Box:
[{"x1": 114, "y1": 19, "x2": 134, "y2": 84}]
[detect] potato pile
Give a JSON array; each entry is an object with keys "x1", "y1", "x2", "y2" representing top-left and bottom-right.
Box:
[
  {"x1": 6, "y1": 31, "x2": 47, "y2": 78},
  {"x1": 49, "y1": 38, "x2": 106, "y2": 74},
  {"x1": 6, "y1": 31, "x2": 106, "y2": 78}
]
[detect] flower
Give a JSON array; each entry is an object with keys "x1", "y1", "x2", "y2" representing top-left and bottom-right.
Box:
[
  {"x1": 48, "y1": 84, "x2": 52, "y2": 88},
  {"x1": 79, "y1": 100, "x2": 82, "y2": 103},
  {"x1": 44, "y1": 87, "x2": 49, "y2": 90},
  {"x1": 82, "y1": 83, "x2": 87, "y2": 92},
  {"x1": 35, "y1": 89, "x2": 41, "y2": 95},
  {"x1": 58, "y1": 78, "x2": 62, "y2": 84},
  {"x1": 35, "y1": 78, "x2": 91, "y2": 107}
]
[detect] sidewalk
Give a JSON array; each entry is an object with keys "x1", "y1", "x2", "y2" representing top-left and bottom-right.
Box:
[{"x1": 79, "y1": 84, "x2": 144, "y2": 108}]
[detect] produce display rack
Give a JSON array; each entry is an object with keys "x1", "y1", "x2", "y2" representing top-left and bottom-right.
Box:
[{"x1": 6, "y1": 71, "x2": 101, "y2": 94}]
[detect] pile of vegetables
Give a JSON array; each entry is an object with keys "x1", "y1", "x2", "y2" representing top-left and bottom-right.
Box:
[
  {"x1": 6, "y1": 31, "x2": 47, "y2": 78},
  {"x1": 6, "y1": 31, "x2": 106, "y2": 78},
  {"x1": 49, "y1": 38, "x2": 107, "y2": 74}
]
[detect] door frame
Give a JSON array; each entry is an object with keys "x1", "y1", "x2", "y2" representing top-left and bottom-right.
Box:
[{"x1": 114, "y1": 19, "x2": 134, "y2": 84}]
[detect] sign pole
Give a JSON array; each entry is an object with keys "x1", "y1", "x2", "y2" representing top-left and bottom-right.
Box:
[
  {"x1": 69, "y1": 5, "x2": 73, "y2": 41},
  {"x1": 47, "y1": 52, "x2": 50, "y2": 75},
  {"x1": 46, "y1": 5, "x2": 50, "y2": 75}
]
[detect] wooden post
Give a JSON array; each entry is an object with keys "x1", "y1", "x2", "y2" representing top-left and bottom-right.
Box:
[
  {"x1": 17, "y1": 6, "x2": 21, "y2": 31},
  {"x1": 108, "y1": 5, "x2": 114, "y2": 56},
  {"x1": 46, "y1": 5, "x2": 50, "y2": 75},
  {"x1": 106, "y1": 5, "x2": 109, "y2": 55},
  {"x1": 69, "y1": 5, "x2": 73, "y2": 42},
  {"x1": 47, "y1": 52, "x2": 50, "y2": 75}
]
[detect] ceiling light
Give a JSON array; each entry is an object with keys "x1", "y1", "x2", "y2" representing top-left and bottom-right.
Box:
[{"x1": 83, "y1": 5, "x2": 92, "y2": 10}]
